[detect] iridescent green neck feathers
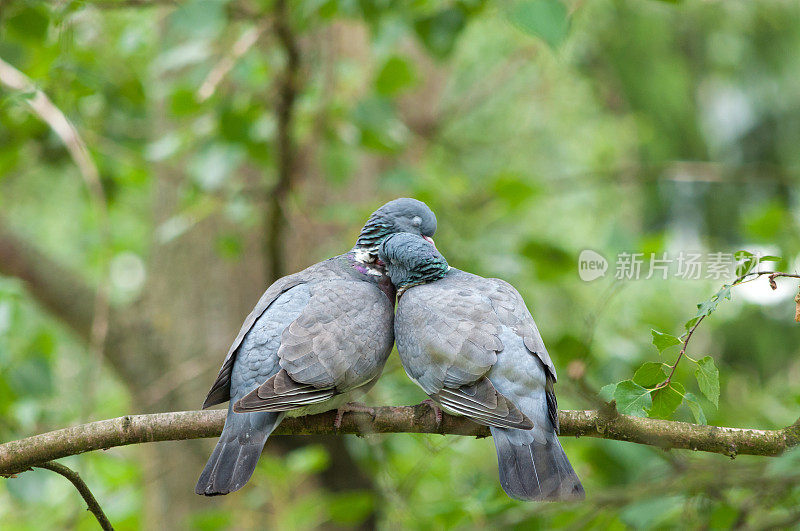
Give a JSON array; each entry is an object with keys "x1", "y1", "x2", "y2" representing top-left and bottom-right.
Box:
[{"x1": 378, "y1": 233, "x2": 449, "y2": 295}]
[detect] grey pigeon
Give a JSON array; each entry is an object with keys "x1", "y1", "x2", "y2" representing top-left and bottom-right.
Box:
[
  {"x1": 379, "y1": 233, "x2": 584, "y2": 501},
  {"x1": 196, "y1": 198, "x2": 437, "y2": 496}
]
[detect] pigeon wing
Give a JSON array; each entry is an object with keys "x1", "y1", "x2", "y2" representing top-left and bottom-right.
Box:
[
  {"x1": 481, "y1": 277, "x2": 558, "y2": 382},
  {"x1": 202, "y1": 272, "x2": 306, "y2": 408},
  {"x1": 398, "y1": 276, "x2": 532, "y2": 430},
  {"x1": 233, "y1": 278, "x2": 393, "y2": 412}
]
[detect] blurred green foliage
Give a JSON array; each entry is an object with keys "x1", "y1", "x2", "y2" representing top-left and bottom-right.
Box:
[{"x1": 2, "y1": 0, "x2": 800, "y2": 529}]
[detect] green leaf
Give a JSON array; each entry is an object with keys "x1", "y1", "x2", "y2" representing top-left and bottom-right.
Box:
[
  {"x1": 169, "y1": 88, "x2": 199, "y2": 117},
  {"x1": 375, "y1": 56, "x2": 417, "y2": 96},
  {"x1": 651, "y1": 329, "x2": 681, "y2": 353},
  {"x1": 413, "y1": 8, "x2": 466, "y2": 59},
  {"x1": 492, "y1": 172, "x2": 539, "y2": 209},
  {"x1": 7, "y1": 6, "x2": 50, "y2": 42},
  {"x1": 760, "y1": 255, "x2": 781, "y2": 262},
  {"x1": 709, "y1": 503, "x2": 738, "y2": 529},
  {"x1": 599, "y1": 383, "x2": 617, "y2": 402},
  {"x1": 684, "y1": 316, "x2": 700, "y2": 331},
  {"x1": 519, "y1": 239, "x2": 573, "y2": 280},
  {"x1": 327, "y1": 491, "x2": 375, "y2": 526},
  {"x1": 695, "y1": 356, "x2": 720, "y2": 407},
  {"x1": 215, "y1": 234, "x2": 243, "y2": 260},
  {"x1": 695, "y1": 285, "x2": 732, "y2": 318},
  {"x1": 286, "y1": 444, "x2": 330, "y2": 474},
  {"x1": 613, "y1": 380, "x2": 652, "y2": 417},
  {"x1": 683, "y1": 392, "x2": 707, "y2": 425},
  {"x1": 507, "y1": 0, "x2": 570, "y2": 49},
  {"x1": 352, "y1": 97, "x2": 407, "y2": 153},
  {"x1": 648, "y1": 381, "x2": 684, "y2": 419},
  {"x1": 633, "y1": 362, "x2": 667, "y2": 388}
]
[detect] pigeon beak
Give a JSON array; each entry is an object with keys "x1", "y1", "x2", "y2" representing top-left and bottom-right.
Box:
[{"x1": 422, "y1": 236, "x2": 436, "y2": 249}]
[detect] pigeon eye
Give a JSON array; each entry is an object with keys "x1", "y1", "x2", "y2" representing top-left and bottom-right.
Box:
[{"x1": 411, "y1": 216, "x2": 422, "y2": 227}]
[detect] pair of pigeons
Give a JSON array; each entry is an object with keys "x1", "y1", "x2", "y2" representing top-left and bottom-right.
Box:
[{"x1": 196, "y1": 198, "x2": 584, "y2": 501}]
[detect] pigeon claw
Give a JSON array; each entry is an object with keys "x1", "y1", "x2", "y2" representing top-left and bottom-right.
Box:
[
  {"x1": 420, "y1": 399, "x2": 443, "y2": 425},
  {"x1": 334, "y1": 402, "x2": 374, "y2": 430}
]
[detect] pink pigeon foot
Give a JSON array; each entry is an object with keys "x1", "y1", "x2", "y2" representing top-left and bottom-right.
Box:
[
  {"x1": 334, "y1": 402, "x2": 375, "y2": 429},
  {"x1": 420, "y1": 398, "x2": 443, "y2": 425}
]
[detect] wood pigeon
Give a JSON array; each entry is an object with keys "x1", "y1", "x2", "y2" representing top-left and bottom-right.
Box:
[
  {"x1": 379, "y1": 233, "x2": 584, "y2": 501},
  {"x1": 196, "y1": 198, "x2": 437, "y2": 496}
]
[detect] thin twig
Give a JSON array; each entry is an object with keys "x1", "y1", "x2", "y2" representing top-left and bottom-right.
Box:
[
  {"x1": 80, "y1": 0, "x2": 259, "y2": 18},
  {"x1": 655, "y1": 270, "x2": 800, "y2": 391},
  {"x1": 36, "y1": 461, "x2": 114, "y2": 531},
  {"x1": 795, "y1": 286, "x2": 800, "y2": 322},
  {"x1": 654, "y1": 314, "x2": 706, "y2": 392},
  {"x1": 197, "y1": 21, "x2": 270, "y2": 102},
  {"x1": 737, "y1": 271, "x2": 800, "y2": 284}
]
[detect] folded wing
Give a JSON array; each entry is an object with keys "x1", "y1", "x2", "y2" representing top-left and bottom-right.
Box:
[
  {"x1": 234, "y1": 279, "x2": 393, "y2": 412},
  {"x1": 397, "y1": 275, "x2": 532, "y2": 430}
]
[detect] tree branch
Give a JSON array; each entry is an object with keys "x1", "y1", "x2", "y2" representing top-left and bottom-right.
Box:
[
  {"x1": 36, "y1": 462, "x2": 114, "y2": 531},
  {"x1": 0, "y1": 222, "x2": 96, "y2": 340},
  {"x1": 82, "y1": 0, "x2": 261, "y2": 19},
  {"x1": 2, "y1": 406, "x2": 798, "y2": 477},
  {"x1": 197, "y1": 21, "x2": 270, "y2": 102},
  {"x1": 0, "y1": 222, "x2": 170, "y2": 391}
]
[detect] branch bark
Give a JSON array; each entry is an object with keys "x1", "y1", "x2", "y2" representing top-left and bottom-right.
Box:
[{"x1": 2, "y1": 406, "x2": 798, "y2": 477}]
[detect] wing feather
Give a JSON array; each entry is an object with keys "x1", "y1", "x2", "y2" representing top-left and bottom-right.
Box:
[
  {"x1": 435, "y1": 378, "x2": 532, "y2": 429},
  {"x1": 233, "y1": 369, "x2": 337, "y2": 412},
  {"x1": 276, "y1": 279, "x2": 394, "y2": 391},
  {"x1": 202, "y1": 275, "x2": 306, "y2": 408}
]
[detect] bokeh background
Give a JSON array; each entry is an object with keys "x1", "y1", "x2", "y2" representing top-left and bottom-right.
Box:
[{"x1": 2, "y1": 0, "x2": 800, "y2": 529}]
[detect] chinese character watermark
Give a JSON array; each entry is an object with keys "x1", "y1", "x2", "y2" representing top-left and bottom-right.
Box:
[{"x1": 578, "y1": 250, "x2": 773, "y2": 282}]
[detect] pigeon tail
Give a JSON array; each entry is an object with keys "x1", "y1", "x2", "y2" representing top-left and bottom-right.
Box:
[
  {"x1": 195, "y1": 406, "x2": 283, "y2": 496},
  {"x1": 491, "y1": 427, "x2": 585, "y2": 502}
]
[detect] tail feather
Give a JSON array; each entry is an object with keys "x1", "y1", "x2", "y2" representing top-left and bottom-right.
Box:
[
  {"x1": 491, "y1": 427, "x2": 584, "y2": 501},
  {"x1": 195, "y1": 406, "x2": 282, "y2": 496}
]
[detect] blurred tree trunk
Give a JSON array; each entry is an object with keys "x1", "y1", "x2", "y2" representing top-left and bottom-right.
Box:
[
  {"x1": 137, "y1": 174, "x2": 265, "y2": 527},
  {"x1": 132, "y1": 9, "x2": 382, "y2": 527}
]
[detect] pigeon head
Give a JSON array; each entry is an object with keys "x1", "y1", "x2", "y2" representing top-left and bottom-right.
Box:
[
  {"x1": 355, "y1": 198, "x2": 437, "y2": 257},
  {"x1": 378, "y1": 233, "x2": 449, "y2": 294}
]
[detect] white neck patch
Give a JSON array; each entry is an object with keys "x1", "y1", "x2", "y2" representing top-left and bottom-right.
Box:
[
  {"x1": 353, "y1": 246, "x2": 383, "y2": 276},
  {"x1": 353, "y1": 247, "x2": 375, "y2": 263}
]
